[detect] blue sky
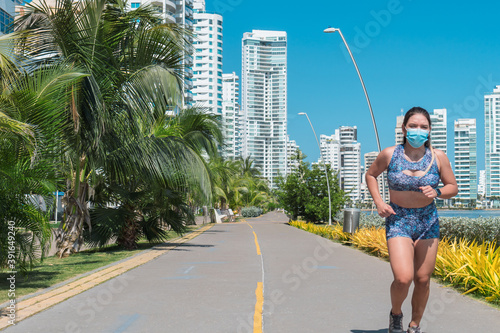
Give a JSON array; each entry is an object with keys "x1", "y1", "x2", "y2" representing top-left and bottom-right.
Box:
[{"x1": 207, "y1": 0, "x2": 500, "y2": 171}]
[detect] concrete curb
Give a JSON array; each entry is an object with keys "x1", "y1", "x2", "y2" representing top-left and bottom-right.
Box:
[{"x1": 0, "y1": 224, "x2": 214, "y2": 330}]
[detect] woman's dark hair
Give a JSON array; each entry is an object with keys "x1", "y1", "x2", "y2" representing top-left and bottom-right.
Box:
[{"x1": 402, "y1": 106, "x2": 432, "y2": 147}]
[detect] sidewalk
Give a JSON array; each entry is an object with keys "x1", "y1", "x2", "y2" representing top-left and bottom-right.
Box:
[
  {"x1": 1, "y1": 212, "x2": 499, "y2": 332},
  {"x1": 0, "y1": 224, "x2": 214, "y2": 331}
]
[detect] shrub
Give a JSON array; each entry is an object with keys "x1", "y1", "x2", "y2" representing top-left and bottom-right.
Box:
[
  {"x1": 440, "y1": 217, "x2": 500, "y2": 245},
  {"x1": 335, "y1": 210, "x2": 384, "y2": 229},
  {"x1": 337, "y1": 210, "x2": 500, "y2": 245},
  {"x1": 241, "y1": 206, "x2": 262, "y2": 217}
]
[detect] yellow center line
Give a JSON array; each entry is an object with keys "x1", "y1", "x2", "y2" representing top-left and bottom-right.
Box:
[
  {"x1": 246, "y1": 222, "x2": 263, "y2": 332},
  {"x1": 253, "y1": 282, "x2": 264, "y2": 333},
  {"x1": 253, "y1": 231, "x2": 261, "y2": 255},
  {"x1": 246, "y1": 222, "x2": 261, "y2": 255}
]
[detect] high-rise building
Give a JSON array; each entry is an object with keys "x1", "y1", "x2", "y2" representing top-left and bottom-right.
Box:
[
  {"x1": 395, "y1": 113, "x2": 405, "y2": 145},
  {"x1": 431, "y1": 109, "x2": 447, "y2": 153},
  {"x1": 221, "y1": 72, "x2": 241, "y2": 159},
  {"x1": 286, "y1": 136, "x2": 300, "y2": 174},
  {"x1": 485, "y1": 85, "x2": 500, "y2": 198},
  {"x1": 176, "y1": 0, "x2": 194, "y2": 107},
  {"x1": 395, "y1": 108, "x2": 447, "y2": 152},
  {"x1": 318, "y1": 127, "x2": 361, "y2": 202},
  {"x1": 1, "y1": 1, "x2": 20, "y2": 34},
  {"x1": 339, "y1": 126, "x2": 361, "y2": 202},
  {"x1": 478, "y1": 170, "x2": 486, "y2": 198},
  {"x1": 241, "y1": 30, "x2": 287, "y2": 188},
  {"x1": 124, "y1": 0, "x2": 194, "y2": 107},
  {"x1": 320, "y1": 133, "x2": 340, "y2": 170},
  {"x1": 454, "y1": 119, "x2": 477, "y2": 204},
  {"x1": 362, "y1": 151, "x2": 386, "y2": 204},
  {"x1": 193, "y1": 0, "x2": 223, "y2": 114}
]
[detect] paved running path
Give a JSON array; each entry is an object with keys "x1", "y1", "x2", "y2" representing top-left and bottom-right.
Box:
[{"x1": 2, "y1": 211, "x2": 499, "y2": 332}]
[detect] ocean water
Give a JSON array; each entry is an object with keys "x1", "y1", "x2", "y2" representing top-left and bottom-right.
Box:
[
  {"x1": 437, "y1": 210, "x2": 500, "y2": 218},
  {"x1": 363, "y1": 209, "x2": 500, "y2": 219}
]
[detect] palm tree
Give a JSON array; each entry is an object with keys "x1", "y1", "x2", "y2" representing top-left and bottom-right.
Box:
[
  {"x1": 86, "y1": 108, "x2": 222, "y2": 249},
  {"x1": 207, "y1": 155, "x2": 276, "y2": 213},
  {"x1": 0, "y1": 32, "x2": 88, "y2": 269},
  {"x1": 239, "y1": 156, "x2": 262, "y2": 179},
  {"x1": 14, "y1": 0, "x2": 212, "y2": 257},
  {"x1": 208, "y1": 156, "x2": 238, "y2": 209}
]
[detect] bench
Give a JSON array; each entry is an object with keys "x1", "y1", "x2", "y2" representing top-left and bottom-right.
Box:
[
  {"x1": 227, "y1": 209, "x2": 235, "y2": 222},
  {"x1": 211, "y1": 208, "x2": 227, "y2": 224}
]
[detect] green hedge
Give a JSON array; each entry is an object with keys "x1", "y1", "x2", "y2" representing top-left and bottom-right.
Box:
[
  {"x1": 335, "y1": 210, "x2": 500, "y2": 244},
  {"x1": 440, "y1": 217, "x2": 500, "y2": 244},
  {"x1": 241, "y1": 207, "x2": 263, "y2": 217}
]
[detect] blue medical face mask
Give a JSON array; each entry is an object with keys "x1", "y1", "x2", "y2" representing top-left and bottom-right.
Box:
[{"x1": 405, "y1": 127, "x2": 429, "y2": 148}]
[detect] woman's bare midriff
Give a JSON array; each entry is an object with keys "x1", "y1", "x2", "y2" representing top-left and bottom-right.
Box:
[{"x1": 389, "y1": 189, "x2": 434, "y2": 208}]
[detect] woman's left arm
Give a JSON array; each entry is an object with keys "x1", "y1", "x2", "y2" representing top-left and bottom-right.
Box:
[{"x1": 435, "y1": 149, "x2": 458, "y2": 199}]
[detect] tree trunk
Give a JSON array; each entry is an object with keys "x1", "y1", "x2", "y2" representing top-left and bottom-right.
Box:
[
  {"x1": 55, "y1": 182, "x2": 90, "y2": 258},
  {"x1": 117, "y1": 215, "x2": 139, "y2": 250}
]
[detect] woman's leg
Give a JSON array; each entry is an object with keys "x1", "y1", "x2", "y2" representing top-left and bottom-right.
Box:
[
  {"x1": 387, "y1": 236, "x2": 415, "y2": 314},
  {"x1": 409, "y1": 238, "x2": 439, "y2": 327}
]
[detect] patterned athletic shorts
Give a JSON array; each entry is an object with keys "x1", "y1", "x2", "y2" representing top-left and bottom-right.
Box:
[{"x1": 385, "y1": 201, "x2": 439, "y2": 241}]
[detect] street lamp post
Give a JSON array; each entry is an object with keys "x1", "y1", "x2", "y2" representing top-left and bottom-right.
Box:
[
  {"x1": 324, "y1": 27, "x2": 386, "y2": 202},
  {"x1": 298, "y1": 112, "x2": 332, "y2": 225}
]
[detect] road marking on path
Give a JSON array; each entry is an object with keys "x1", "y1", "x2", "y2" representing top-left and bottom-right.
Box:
[
  {"x1": 252, "y1": 231, "x2": 262, "y2": 255},
  {"x1": 113, "y1": 313, "x2": 140, "y2": 333},
  {"x1": 0, "y1": 224, "x2": 213, "y2": 330},
  {"x1": 253, "y1": 282, "x2": 264, "y2": 333},
  {"x1": 183, "y1": 266, "x2": 195, "y2": 274},
  {"x1": 247, "y1": 222, "x2": 264, "y2": 333},
  {"x1": 246, "y1": 222, "x2": 261, "y2": 256}
]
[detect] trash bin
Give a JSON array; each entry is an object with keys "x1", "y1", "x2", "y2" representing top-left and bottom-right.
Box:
[
  {"x1": 202, "y1": 206, "x2": 208, "y2": 224},
  {"x1": 343, "y1": 208, "x2": 361, "y2": 233}
]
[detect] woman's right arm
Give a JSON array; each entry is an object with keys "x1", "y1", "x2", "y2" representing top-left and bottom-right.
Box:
[{"x1": 365, "y1": 147, "x2": 396, "y2": 218}]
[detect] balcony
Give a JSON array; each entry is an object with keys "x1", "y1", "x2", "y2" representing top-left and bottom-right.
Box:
[
  {"x1": 156, "y1": 0, "x2": 176, "y2": 12},
  {"x1": 164, "y1": 12, "x2": 176, "y2": 23},
  {"x1": 184, "y1": 67, "x2": 193, "y2": 77}
]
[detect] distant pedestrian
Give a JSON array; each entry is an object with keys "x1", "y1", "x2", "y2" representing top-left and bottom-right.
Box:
[{"x1": 365, "y1": 107, "x2": 458, "y2": 333}]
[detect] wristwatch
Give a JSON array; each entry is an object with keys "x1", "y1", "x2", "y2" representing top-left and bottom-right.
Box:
[{"x1": 435, "y1": 188, "x2": 442, "y2": 198}]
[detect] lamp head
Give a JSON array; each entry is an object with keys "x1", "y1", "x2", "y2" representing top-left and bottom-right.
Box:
[
  {"x1": 298, "y1": 112, "x2": 306, "y2": 115},
  {"x1": 324, "y1": 27, "x2": 340, "y2": 33}
]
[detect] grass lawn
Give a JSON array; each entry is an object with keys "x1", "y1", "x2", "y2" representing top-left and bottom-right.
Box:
[{"x1": 0, "y1": 226, "x2": 199, "y2": 305}]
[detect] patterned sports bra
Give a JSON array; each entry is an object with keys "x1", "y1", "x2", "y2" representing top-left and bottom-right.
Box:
[{"x1": 387, "y1": 144, "x2": 440, "y2": 192}]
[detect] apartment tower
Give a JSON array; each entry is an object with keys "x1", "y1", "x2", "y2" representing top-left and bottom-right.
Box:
[
  {"x1": 318, "y1": 127, "x2": 361, "y2": 202},
  {"x1": 1, "y1": 0, "x2": 21, "y2": 34},
  {"x1": 363, "y1": 151, "x2": 386, "y2": 204},
  {"x1": 485, "y1": 85, "x2": 500, "y2": 198},
  {"x1": 286, "y1": 136, "x2": 300, "y2": 174},
  {"x1": 339, "y1": 126, "x2": 362, "y2": 202},
  {"x1": 241, "y1": 30, "x2": 287, "y2": 188},
  {"x1": 221, "y1": 72, "x2": 241, "y2": 159},
  {"x1": 454, "y1": 119, "x2": 477, "y2": 204},
  {"x1": 127, "y1": 0, "x2": 194, "y2": 107},
  {"x1": 193, "y1": 0, "x2": 223, "y2": 114},
  {"x1": 320, "y1": 133, "x2": 340, "y2": 170}
]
